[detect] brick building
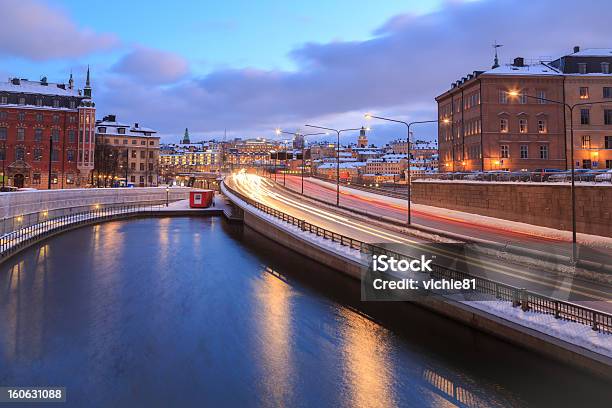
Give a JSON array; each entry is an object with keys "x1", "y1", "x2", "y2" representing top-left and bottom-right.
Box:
[
  {"x1": 436, "y1": 46, "x2": 612, "y2": 172},
  {"x1": 0, "y1": 70, "x2": 95, "y2": 188},
  {"x1": 95, "y1": 115, "x2": 160, "y2": 187}
]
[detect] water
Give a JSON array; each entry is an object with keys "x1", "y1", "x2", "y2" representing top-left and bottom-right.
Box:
[{"x1": 0, "y1": 217, "x2": 610, "y2": 407}]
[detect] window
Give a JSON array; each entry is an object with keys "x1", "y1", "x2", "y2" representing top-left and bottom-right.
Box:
[
  {"x1": 520, "y1": 145, "x2": 528, "y2": 159},
  {"x1": 67, "y1": 150, "x2": 74, "y2": 162},
  {"x1": 51, "y1": 149, "x2": 59, "y2": 162},
  {"x1": 140, "y1": 140, "x2": 146, "y2": 145},
  {"x1": 0, "y1": 148, "x2": 4, "y2": 160},
  {"x1": 131, "y1": 140, "x2": 137, "y2": 145},
  {"x1": 0, "y1": 96, "x2": 7, "y2": 104},
  {"x1": 582, "y1": 159, "x2": 592, "y2": 169},
  {"x1": 36, "y1": 98, "x2": 42, "y2": 106},
  {"x1": 123, "y1": 139, "x2": 128, "y2": 144},
  {"x1": 605, "y1": 109, "x2": 612, "y2": 125},
  {"x1": 519, "y1": 92, "x2": 527, "y2": 104},
  {"x1": 33, "y1": 173, "x2": 41, "y2": 184},
  {"x1": 140, "y1": 163, "x2": 145, "y2": 171},
  {"x1": 519, "y1": 118, "x2": 528, "y2": 133},
  {"x1": 607, "y1": 159, "x2": 612, "y2": 169},
  {"x1": 51, "y1": 172, "x2": 58, "y2": 184},
  {"x1": 499, "y1": 90, "x2": 508, "y2": 104},
  {"x1": 33, "y1": 148, "x2": 42, "y2": 161},
  {"x1": 500, "y1": 145, "x2": 509, "y2": 158},
  {"x1": 606, "y1": 136, "x2": 612, "y2": 149},
  {"x1": 578, "y1": 63, "x2": 587, "y2": 74},
  {"x1": 131, "y1": 150, "x2": 136, "y2": 158},
  {"x1": 538, "y1": 119, "x2": 547, "y2": 133},
  {"x1": 98, "y1": 127, "x2": 106, "y2": 133},
  {"x1": 0, "y1": 127, "x2": 6, "y2": 140},
  {"x1": 602, "y1": 62, "x2": 610, "y2": 74},
  {"x1": 500, "y1": 118, "x2": 508, "y2": 132},
  {"x1": 53, "y1": 99, "x2": 59, "y2": 108},
  {"x1": 17, "y1": 128, "x2": 25, "y2": 141},
  {"x1": 36, "y1": 113, "x2": 43, "y2": 122},
  {"x1": 52, "y1": 129, "x2": 60, "y2": 142},
  {"x1": 0, "y1": 111, "x2": 6, "y2": 120},
  {"x1": 581, "y1": 108, "x2": 590, "y2": 125},
  {"x1": 149, "y1": 151, "x2": 154, "y2": 158},
  {"x1": 130, "y1": 162, "x2": 136, "y2": 169},
  {"x1": 149, "y1": 140, "x2": 154, "y2": 145},
  {"x1": 582, "y1": 135, "x2": 591, "y2": 149},
  {"x1": 140, "y1": 151, "x2": 146, "y2": 159},
  {"x1": 579, "y1": 87, "x2": 589, "y2": 99},
  {"x1": 118, "y1": 128, "x2": 126, "y2": 134},
  {"x1": 35, "y1": 128, "x2": 43, "y2": 142},
  {"x1": 18, "y1": 97, "x2": 25, "y2": 105},
  {"x1": 69, "y1": 115, "x2": 76, "y2": 123},
  {"x1": 537, "y1": 90, "x2": 547, "y2": 104},
  {"x1": 53, "y1": 114, "x2": 59, "y2": 124},
  {"x1": 68, "y1": 130, "x2": 76, "y2": 143},
  {"x1": 148, "y1": 163, "x2": 154, "y2": 171},
  {"x1": 69, "y1": 100, "x2": 76, "y2": 109},
  {"x1": 540, "y1": 145, "x2": 548, "y2": 159},
  {"x1": 139, "y1": 176, "x2": 145, "y2": 184},
  {"x1": 604, "y1": 87, "x2": 612, "y2": 99},
  {"x1": 15, "y1": 147, "x2": 25, "y2": 161},
  {"x1": 18, "y1": 112, "x2": 25, "y2": 121},
  {"x1": 114, "y1": 139, "x2": 119, "y2": 145}
]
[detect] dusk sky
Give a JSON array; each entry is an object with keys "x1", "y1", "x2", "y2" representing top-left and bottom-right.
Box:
[{"x1": 1, "y1": 0, "x2": 611, "y2": 145}]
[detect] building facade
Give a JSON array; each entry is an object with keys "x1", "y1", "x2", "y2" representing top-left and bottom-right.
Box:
[
  {"x1": 0, "y1": 71, "x2": 95, "y2": 189},
  {"x1": 95, "y1": 115, "x2": 160, "y2": 187}
]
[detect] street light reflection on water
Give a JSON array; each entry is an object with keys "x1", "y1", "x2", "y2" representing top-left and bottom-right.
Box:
[{"x1": 0, "y1": 217, "x2": 610, "y2": 407}]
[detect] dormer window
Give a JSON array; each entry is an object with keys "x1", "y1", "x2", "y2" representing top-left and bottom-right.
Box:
[
  {"x1": 53, "y1": 99, "x2": 60, "y2": 108},
  {"x1": 118, "y1": 128, "x2": 126, "y2": 134},
  {"x1": 98, "y1": 127, "x2": 106, "y2": 133},
  {"x1": 578, "y1": 63, "x2": 587, "y2": 74},
  {"x1": 602, "y1": 63, "x2": 610, "y2": 74},
  {"x1": 18, "y1": 97, "x2": 25, "y2": 105},
  {"x1": 69, "y1": 100, "x2": 76, "y2": 109},
  {"x1": 36, "y1": 98, "x2": 43, "y2": 106}
]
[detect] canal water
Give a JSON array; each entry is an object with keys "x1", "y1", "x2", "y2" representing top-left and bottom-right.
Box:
[{"x1": 0, "y1": 217, "x2": 610, "y2": 407}]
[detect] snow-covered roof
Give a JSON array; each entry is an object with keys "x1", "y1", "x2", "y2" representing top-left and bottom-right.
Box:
[
  {"x1": 0, "y1": 79, "x2": 80, "y2": 97},
  {"x1": 569, "y1": 48, "x2": 612, "y2": 57},
  {"x1": 317, "y1": 162, "x2": 366, "y2": 169},
  {"x1": 96, "y1": 120, "x2": 158, "y2": 137},
  {"x1": 483, "y1": 63, "x2": 561, "y2": 76}
]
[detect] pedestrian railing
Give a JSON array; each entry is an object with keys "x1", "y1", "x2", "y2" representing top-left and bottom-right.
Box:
[
  {"x1": 223, "y1": 180, "x2": 612, "y2": 335},
  {"x1": 0, "y1": 203, "x2": 169, "y2": 262}
]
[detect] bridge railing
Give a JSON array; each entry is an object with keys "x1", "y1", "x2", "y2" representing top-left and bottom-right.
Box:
[
  {"x1": 223, "y1": 180, "x2": 612, "y2": 335},
  {"x1": 0, "y1": 203, "x2": 166, "y2": 262}
]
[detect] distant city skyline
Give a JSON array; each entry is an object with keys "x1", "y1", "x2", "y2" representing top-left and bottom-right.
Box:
[{"x1": 1, "y1": 0, "x2": 611, "y2": 145}]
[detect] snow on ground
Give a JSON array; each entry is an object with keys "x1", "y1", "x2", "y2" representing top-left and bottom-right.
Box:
[
  {"x1": 305, "y1": 177, "x2": 612, "y2": 248},
  {"x1": 225, "y1": 183, "x2": 612, "y2": 358}
]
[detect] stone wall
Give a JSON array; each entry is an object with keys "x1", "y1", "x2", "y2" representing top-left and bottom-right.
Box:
[{"x1": 411, "y1": 181, "x2": 612, "y2": 237}]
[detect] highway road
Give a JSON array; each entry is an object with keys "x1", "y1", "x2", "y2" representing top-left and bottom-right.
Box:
[
  {"x1": 276, "y1": 174, "x2": 612, "y2": 266},
  {"x1": 226, "y1": 172, "x2": 612, "y2": 311}
]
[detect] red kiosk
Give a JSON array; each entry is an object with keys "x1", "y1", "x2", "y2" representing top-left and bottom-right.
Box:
[{"x1": 189, "y1": 190, "x2": 214, "y2": 208}]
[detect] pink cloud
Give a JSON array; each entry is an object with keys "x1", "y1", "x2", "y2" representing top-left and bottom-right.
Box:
[
  {"x1": 112, "y1": 47, "x2": 189, "y2": 84},
  {"x1": 0, "y1": 0, "x2": 118, "y2": 60}
]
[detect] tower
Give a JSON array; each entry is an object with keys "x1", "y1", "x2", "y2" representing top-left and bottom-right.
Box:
[
  {"x1": 78, "y1": 66, "x2": 95, "y2": 185},
  {"x1": 84, "y1": 65, "x2": 92, "y2": 98},
  {"x1": 68, "y1": 71, "x2": 74, "y2": 90},
  {"x1": 182, "y1": 128, "x2": 191, "y2": 144},
  {"x1": 357, "y1": 126, "x2": 368, "y2": 148},
  {"x1": 492, "y1": 41, "x2": 503, "y2": 69}
]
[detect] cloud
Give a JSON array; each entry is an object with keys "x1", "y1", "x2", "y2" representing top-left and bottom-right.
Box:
[
  {"x1": 95, "y1": 0, "x2": 612, "y2": 142},
  {"x1": 112, "y1": 47, "x2": 190, "y2": 84},
  {"x1": 0, "y1": 0, "x2": 118, "y2": 60}
]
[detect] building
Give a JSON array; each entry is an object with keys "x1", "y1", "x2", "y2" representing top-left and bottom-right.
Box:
[
  {"x1": 0, "y1": 70, "x2": 95, "y2": 189},
  {"x1": 95, "y1": 115, "x2": 160, "y2": 186},
  {"x1": 364, "y1": 154, "x2": 408, "y2": 175},
  {"x1": 436, "y1": 56, "x2": 566, "y2": 172},
  {"x1": 357, "y1": 126, "x2": 368, "y2": 148},
  {"x1": 549, "y1": 47, "x2": 612, "y2": 169},
  {"x1": 182, "y1": 128, "x2": 191, "y2": 144},
  {"x1": 159, "y1": 146, "x2": 222, "y2": 182}
]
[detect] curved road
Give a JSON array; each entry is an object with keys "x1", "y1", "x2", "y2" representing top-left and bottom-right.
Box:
[{"x1": 227, "y1": 172, "x2": 611, "y2": 312}]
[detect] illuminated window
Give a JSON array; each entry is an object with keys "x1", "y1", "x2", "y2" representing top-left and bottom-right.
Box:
[
  {"x1": 603, "y1": 63, "x2": 610, "y2": 74},
  {"x1": 579, "y1": 87, "x2": 589, "y2": 99},
  {"x1": 538, "y1": 119, "x2": 547, "y2": 133},
  {"x1": 581, "y1": 135, "x2": 591, "y2": 149},
  {"x1": 519, "y1": 119, "x2": 528, "y2": 133},
  {"x1": 578, "y1": 63, "x2": 587, "y2": 74},
  {"x1": 499, "y1": 90, "x2": 508, "y2": 104},
  {"x1": 500, "y1": 145, "x2": 509, "y2": 158}
]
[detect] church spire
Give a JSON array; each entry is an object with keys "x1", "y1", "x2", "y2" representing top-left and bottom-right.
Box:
[
  {"x1": 182, "y1": 128, "x2": 191, "y2": 144},
  {"x1": 84, "y1": 65, "x2": 92, "y2": 98},
  {"x1": 68, "y1": 71, "x2": 74, "y2": 90}
]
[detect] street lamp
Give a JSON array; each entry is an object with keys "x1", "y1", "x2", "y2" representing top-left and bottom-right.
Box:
[
  {"x1": 277, "y1": 129, "x2": 326, "y2": 194},
  {"x1": 505, "y1": 91, "x2": 610, "y2": 262},
  {"x1": 365, "y1": 114, "x2": 444, "y2": 225},
  {"x1": 166, "y1": 186, "x2": 169, "y2": 207},
  {"x1": 305, "y1": 124, "x2": 365, "y2": 206}
]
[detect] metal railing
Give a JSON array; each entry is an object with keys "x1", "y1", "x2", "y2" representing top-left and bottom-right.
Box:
[
  {"x1": 224, "y1": 180, "x2": 612, "y2": 335},
  {"x1": 0, "y1": 203, "x2": 170, "y2": 262}
]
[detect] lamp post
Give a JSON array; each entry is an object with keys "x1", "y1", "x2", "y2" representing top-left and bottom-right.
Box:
[
  {"x1": 166, "y1": 186, "x2": 169, "y2": 207},
  {"x1": 277, "y1": 130, "x2": 326, "y2": 194},
  {"x1": 305, "y1": 125, "x2": 364, "y2": 206},
  {"x1": 365, "y1": 114, "x2": 444, "y2": 225},
  {"x1": 505, "y1": 91, "x2": 610, "y2": 262}
]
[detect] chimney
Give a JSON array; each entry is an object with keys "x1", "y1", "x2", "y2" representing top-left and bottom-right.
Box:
[
  {"x1": 11, "y1": 78, "x2": 20, "y2": 85},
  {"x1": 573, "y1": 46, "x2": 580, "y2": 53},
  {"x1": 134, "y1": 123, "x2": 139, "y2": 128},
  {"x1": 103, "y1": 114, "x2": 116, "y2": 122},
  {"x1": 513, "y1": 57, "x2": 525, "y2": 67}
]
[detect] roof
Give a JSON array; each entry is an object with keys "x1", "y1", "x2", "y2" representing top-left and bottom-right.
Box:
[
  {"x1": 0, "y1": 79, "x2": 80, "y2": 97},
  {"x1": 568, "y1": 48, "x2": 612, "y2": 57},
  {"x1": 96, "y1": 120, "x2": 158, "y2": 137},
  {"x1": 482, "y1": 62, "x2": 561, "y2": 76},
  {"x1": 317, "y1": 162, "x2": 366, "y2": 169}
]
